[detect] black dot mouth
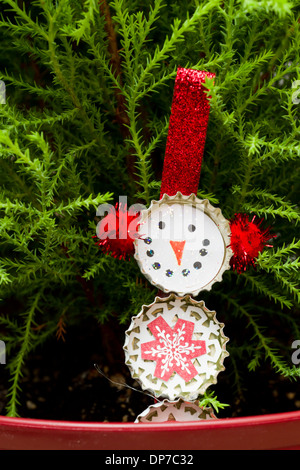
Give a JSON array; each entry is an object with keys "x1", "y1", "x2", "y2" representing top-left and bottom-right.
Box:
[
  {"x1": 182, "y1": 269, "x2": 190, "y2": 277},
  {"x1": 152, "y1": 262, "x2": 161, "y2": 270}
]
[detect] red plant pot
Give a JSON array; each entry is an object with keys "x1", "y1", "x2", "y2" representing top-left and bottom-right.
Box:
[{"x1": 1, "y1": 411, "x2": 300, "y2": 450}]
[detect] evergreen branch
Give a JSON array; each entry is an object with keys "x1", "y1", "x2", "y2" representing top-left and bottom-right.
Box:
[
  {"x1": 5, "y1": 290, "x2": 43, "y2": 417},
  {"x1": 0, "y1": 314, "x2": 20, "y2": 331},
  {"x1": 110, "y1": 0, "x2": 165, "y2": 77},
  {"x1": 243, "y1": 202, "x2": 300, "y2": 222},
  {"x1": 226, "y1": 296, "x2": 295, "y2": 377},
  {"x1": 258, "y1": 239, "x2": 300, "y2": 267},
  {"x1": 0, "y1": 197, "x2": 41, "y2": 215},
  {"x1": 256, "y1": 240, "x2": 300, "y2": 304},
  {"x1": 40, "y1": 8, "x2": 105, "y2": 148},
  {"x1": 56, "y1": 312, "x2": 67, "y2": 342},
  {"x1": 246, "y1": 135, "x2": 300, "y2": 164},
  {"x1": 239, "y1": 0, "x2": 294, "y2": 18},
  {"x1": 198, "y1": 390, "x2": 229, "y2": 413},
  {"x1": 224, "y1": 49, "x2": 275, "y2": 88},
  {"x1": 53, "y1": 192, "x2": 113, "y2": 215},
  {"x1": 0, "y1": 262, "x2": 11, "y2": 285},
  {"x1": 232, "y1": 186, "x2": 300, "y2": 223},
  {"x1": 61, "y1": 0, "x2": 98, "y2": 43},
  {"x1": 0, "y1": 105, "x2": 79, "y2": 130},
  {"x1": 0, "y1": 71, "x2": 63, "y2": 100},
  {"x1": 99, "y1": 0, "x2": 123, "y2": 82},
  {"x1": 1, "y1": 0, "x2": 48, "y2": 40},
  {"x1": 274, "y1": 272, "x2": 300, "y2": 305},
  {"x1": 242, "y1": 272, "x2": 294, "y2": 309},
  {"x1": 197, "y1": 190, "x2": 219, "y2": 205},
  {"x1": 82, "y1": 256, "x2": 112, "y2": 280},
  {"x1": 130, "y1": 1, "x2": 220, "y2": 96},
  {"x1": 0, "y1": 131, "x2": 49, "y2": 183},
  {"x1": 244, "y1": 188, "x2": 299, "y2": 212},
  {"x1": 98, "y1": 0, "x2": 137, "y2": 181}
]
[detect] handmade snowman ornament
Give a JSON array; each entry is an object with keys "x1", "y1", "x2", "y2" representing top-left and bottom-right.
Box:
[
  {"x1": 123, "y1": 67, "x2": 233, "y2": 421},
  {"x1": 95, "y1": 67, "x2": 274, "y2": 422}
]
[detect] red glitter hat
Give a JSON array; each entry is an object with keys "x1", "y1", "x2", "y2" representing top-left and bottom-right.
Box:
[{"x1": 160, "y1": 67, "x2": 215, "y2": 198}]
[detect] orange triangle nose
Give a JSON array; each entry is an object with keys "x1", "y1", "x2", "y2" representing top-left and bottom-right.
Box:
[{"x1": 170, "y1": 240, "x2": 186, "y2": 266}]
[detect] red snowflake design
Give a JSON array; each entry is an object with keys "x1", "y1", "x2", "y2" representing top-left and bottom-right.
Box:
[{"x1": 141, "y1": 316, "x2": 206, "y2": 382}]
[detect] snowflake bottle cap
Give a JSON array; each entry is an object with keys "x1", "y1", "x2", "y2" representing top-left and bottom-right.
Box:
[
  {"x1": 124, "y1": 293, "x2": 229, "y2": 401},
  {"x1": 134, "y1": 192, "x2": 232, "y2": 296},
  {"x1": 135, "y1": 398, "x2": 216, "y2": 423}
]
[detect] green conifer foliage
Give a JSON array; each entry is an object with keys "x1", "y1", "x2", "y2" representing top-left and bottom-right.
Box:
[{"x1": 0, "y1": 0, "x2": 299, "y2": 417}]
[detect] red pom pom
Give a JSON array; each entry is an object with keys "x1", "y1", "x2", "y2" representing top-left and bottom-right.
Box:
[
  {"x1": 94, "y1": 203, "x2": 140, "y2": 260},
  {"x1": 229, "y1": 213, "x2": 275, "y2": 273}
]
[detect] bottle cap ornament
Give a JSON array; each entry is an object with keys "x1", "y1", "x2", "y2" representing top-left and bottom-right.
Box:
[
  {"x1": 134, "y1": 192, "x2": 232, "y2": 296},
  {"x1": 124, "y1": 294, "x2": 229, "y2": 401},
  {"x1": 135, "y1": 398, "x2": 216, "y2": 423}
]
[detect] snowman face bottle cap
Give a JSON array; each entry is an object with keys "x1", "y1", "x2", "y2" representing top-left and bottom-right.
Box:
[{"x1": 134, "y1": 192, "x2": 232, "y2": 297}]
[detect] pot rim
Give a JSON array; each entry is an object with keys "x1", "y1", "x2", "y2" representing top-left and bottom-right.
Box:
[{"x1": 1, "y1": 409, "x2": 300, "y2": 431}]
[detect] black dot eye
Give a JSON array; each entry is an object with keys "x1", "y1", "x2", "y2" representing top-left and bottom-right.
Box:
[
  {"x1": 166, "y1": 269, "x2": 173, "y2": 277},
  {"x1": 188, "y1": 224, "x2": 196, "y2": 232},
  {"x1": 202, "y1": 239, "x2": 210, "y2": 246},
  {"x1": 144, "y1": 237, "x2": 152, "y2": 244},
  {"x1": 200, "y1": 249, "x2": 208, "y2": 256},
  {"x1": 193, "y1": 261, "x2": 202, "y2": 269},
  {"x1": 147, "y1": 250, "x2": 154, "y2": 257},
  {"x1": 158, "y1": 221, "x2": 165, "y2": 229}
]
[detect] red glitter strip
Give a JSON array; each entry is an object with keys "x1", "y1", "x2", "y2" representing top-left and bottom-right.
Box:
[{"x1": 160, "y1": 67, "x2": 215, "y2": 198}]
